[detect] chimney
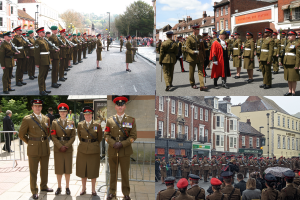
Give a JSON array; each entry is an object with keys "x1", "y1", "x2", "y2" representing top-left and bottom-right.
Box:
[
  {"x1": 23, "y1": 8, "x2": 26, "y2": 12},
  {"x1": 203, "y1": 11, "x2": 207, "y2": 18},
  {"x1": 223, "y1": 96, "x2": 231, "y2": 103},
  {"x1": 247, "y1": 119, "x2": 251, "y2": 126}
]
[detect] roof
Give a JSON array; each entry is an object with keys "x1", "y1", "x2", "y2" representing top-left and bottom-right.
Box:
[
  {"x1": 293, "y1": 112, "x2": 300, "y2": 119},
  {"x1": 239, "y1": 122, "x2": 264, "y2": 136},
  {"x1": 214, "y1": 0, "x2": 230, "y2": 7},
  {"x1": 241, "y1": 96, "x2": 289, "y2": 114},
  {"x1": 172, "y1": 16, "x2": 215, "y2": 35},
  {"x1": 18, "y1": 9, "x2": 35, "y2": 21},
  {"x1": 18, "y1": 0, "x2": 39, "y2": 3}
]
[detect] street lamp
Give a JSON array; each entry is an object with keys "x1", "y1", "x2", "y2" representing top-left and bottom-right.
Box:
[
  {"x1": 266, "y1": 113, "x2": 270, "y2": 157},
  {"x1": 35, "y1": 4, "x2": 39, "y2": 31},
  {"x1": 259, "y1": 126, "x2": 264, "y2": 133},
  {"x1": 107, "y1": 12, "x2": 110, "y2": 34}
]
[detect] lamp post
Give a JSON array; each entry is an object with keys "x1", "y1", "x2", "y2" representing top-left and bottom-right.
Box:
[
  {"x1": 266, "y1": 113, "x2": 270, "y2": 157},
  {"x1": 35, "y1": 4, "x2": 39, "y2": 31},
  {"x1": 107, "y1": 12, "x2": 110, "y2": 34}
]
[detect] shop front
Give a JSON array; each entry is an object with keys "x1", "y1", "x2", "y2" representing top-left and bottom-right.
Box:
[
  {"x1": 239, "y1": 148, "x2": 263, "y2": 157},
  {"x1": 192, "y1": 142, "x2": 211, "y2": 158}
]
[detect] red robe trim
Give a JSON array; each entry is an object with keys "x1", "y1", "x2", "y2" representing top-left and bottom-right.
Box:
[{"x1": 209, "y1": 40, "x2": 231, "y2": 78}]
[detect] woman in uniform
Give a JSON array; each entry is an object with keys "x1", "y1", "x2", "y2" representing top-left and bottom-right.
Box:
[
  {"x1": 206, "y1": 178, "x2": 228, "y2": 200},
  {"x1": 96, "y1": 33, "x2": 103, "y2": 69},
  {"x1": 160, "y1": 157, "x2": 167, "y2": 184},
  {"x1": 51, "y1": 103, "x2": 76, "y2": 195},
  {"x1": 125, "y1": 35, "x2": 137, "y2": 72},
  {"x1": 171, "y1": 178, "x2": 194, "y2": 200},
  {"x1": 76, "y1": 106, "x2": 102, "y2": 196},
  {"x1": 242, "y1": 32, "x2": 255, "y2": 83},
  {"x1": 261, "y1": 173, "x2": 280, "y2": 200},
  {"x1": 282, "y1": 30, "x2": 300, "y2": 96}
]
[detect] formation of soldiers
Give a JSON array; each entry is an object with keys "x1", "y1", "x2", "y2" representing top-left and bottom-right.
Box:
[
  {"x1": 158, "y1": 27, "x2": 300, "y2": 95},
  {"x1": 0, "y1": 26, "x2": 112, "y2": 95}
]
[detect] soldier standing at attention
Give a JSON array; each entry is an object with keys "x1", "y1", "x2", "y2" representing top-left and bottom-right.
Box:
[
  {"x1": 72, "y1": 34, "x2": 78, "y2": 65},
  {"x1": 18, "y1": 99, "x2": 53, "y2": 199},
  {"x1": 104, "y1": 96, "x2": 137, "y2": 200},
  {"x1": 34, "y1": 27, "x2": 51, "y2": 96},
  {"x1": 187, "y1": 174, "x2": 205, "y2": 200},
  {"x1": 182, "y1": 155, "x2": 190, "y2": 179},
  {"x1": 107, "y1": 35, "x2": 110, "y2": 51},
  {"x1": 256, "y1": 32, "x2": 263, "y2": 72},
  {"x1": 186, "y1": 25, "x2": 207, "y2": 91},
  {"x1": 182, "y1": 38, "x2": 187, "y2": 61},
  {"x1": 171, "y1": 178, "x2": 194, "y2": 200},
  {"x1": 206, "y1": 178, "x2": 228, "y2": 200},
  {"x1": 82, "y1": 33, "x2": 87, "y2": 59},
  {"x1": 67, "y1": 34, "x2": 74, "y2": 68},
  {"x1": 232, "y1": 32, "x2": 242, "y2": 79},
  {"x1": 261, "y1": 173, "x2": 280, "y2": 200},
  {"x1": 77, "y1": 33, "x2": 83, "y2": 64},
  {"x1": 170, "y1": 155, "x2": 178, "y2": 180},
  {"x1": 96, "y1": 33, "x2": 103, "y2": 69},
  {"x1": 202, "y1": 156, "x2": 210, "y2": 182},
  {"x1": 120, "y1": 36, "x2": 124, "y2": 52},
  {"x1": 159, "y1": 31, "x2": 178, "y2": 91},
  {"x1": 191, "y1": 155, "x2": 198, "y2": 175},
  {"x1": 211, "y1": 155, "x2": 218, "y2": 178},
  {"x1": 132, "y1": 36, "x2": 137, "y2": 62},
  {"x1": 279, "y1": 32, "x2": 287, "y2": 69},
  {"x1": 9, "y1": 30, "x2": 16, "y2": 80},
  {"x1": 0, "y1": 31, "x2": 18, "y2": 94},
  {"x1": 176, "y1": 36, "x2": 186, "y2": 72},
  {"x1": 58, "y1": 29, "x2": 67, "y2": 84},
  {"x1": 27, "y1": 30, "x2": 36, "y2": 80},
  {"x1": 242, "y1": 32, "x2": 255, "y2": 83},
  {"x1": 228, "y1": 35, "x2": 234, "y2": 61},
  {"x1": 125, "y1": 35, "x2": 137, "y2": 72},
  {"x1": 258, "y1": 28, "x2": 274, "y2": 89},
  {"x1": 48, "y1": 26, "x2": 61, "y2": 88},
  {"x1": 87, "y1": 35, "x2": 92, "y2": 54},
  {"x1": 220, "y1": 171, "x2": 241, "y2": 200},
  {"x1": 160, "y1": 157, "x2": 167, "y2": 184},
  {"x1": 282, "y1": 30, "x2": 300, "y2": 96},
  {"x1": 272, "y1": 32, "x2": 281, "y2": 74},
  {"x1": 156, "y1": 39, "x2": 162, "y2": 54},
  {"x1": 12, "y1": 26, "x2": 28, "y2": 87},
  {"x1": 203, "y1": 33, "x2": 211, "y2": 72},
  {"x1": 156, "y1": 177, "x2": 179, "y2": 200}
]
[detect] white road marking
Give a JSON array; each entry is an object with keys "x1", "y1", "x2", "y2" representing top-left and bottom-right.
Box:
[{"x1": 133, "y1": 85, "x2": 137, "y2": 92}]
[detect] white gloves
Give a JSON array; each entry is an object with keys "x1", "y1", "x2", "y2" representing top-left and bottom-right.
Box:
[{"x1": 213, "y1": 61, "x2": 218, "y2": 65}]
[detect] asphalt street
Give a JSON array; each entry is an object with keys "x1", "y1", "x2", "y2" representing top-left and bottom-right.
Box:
[
  {"x1": 0, "y1": 41, "x2": 156, "y2": 95},
  {"x1": 156, "y1": 54, "x2": 298, "y2": 96},
  {"x1": 155, "y1": 172, "x2": 250, "y2": 197}
]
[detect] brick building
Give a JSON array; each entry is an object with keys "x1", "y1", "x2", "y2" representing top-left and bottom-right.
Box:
[
  {"x1": 238, "y1": 119, "x2": 264, "y2": 157},
  {"x1": 278, "y1": 0, "x2": 300, "y2": 32},
  {"x1": 18, "y1": 8, "x2": 34, "y2": 31},
  {"x1": 155, "y1": 96, "x2": 213, "y2": 161},
  {"x1": 204, "y1": 96, "x2": 239, "y2": 157}
]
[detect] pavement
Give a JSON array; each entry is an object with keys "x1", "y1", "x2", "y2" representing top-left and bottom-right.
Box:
[
  {"x1": 156, "y1": 53, "x2": 298, "y2": 96},
  {"x1": 136, "y1": 47, "x2": 156, "y2": 64},
  {"x1": 0, "y1": 139, "x2": 155, "y2": 200},
  {"x1": 0, "y1": 41, "x2": 156, "y2": 95}
]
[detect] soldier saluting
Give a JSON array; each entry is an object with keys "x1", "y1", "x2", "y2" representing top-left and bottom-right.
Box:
[
  {"x1": 105, "y1": 96, "x2": 137, "y2": 200},
  {"x1": 18, "y1": 99, "x2": 53, "y2": 199}
]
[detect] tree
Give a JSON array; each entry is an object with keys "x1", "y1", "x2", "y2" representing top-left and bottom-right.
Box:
[{"x1": 60, "y1": 9, "x2": 84, "y2": 33}]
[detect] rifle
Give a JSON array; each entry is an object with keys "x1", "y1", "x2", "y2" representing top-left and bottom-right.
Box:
[
  {"x1": 10, "y1": 40, "x2": 20, "y2": 53},
  {"x1": 21, "y1": 35, "x2": 33, "y2": 46},
  {"x1": 57, "y1": 35, "x2": 66, "y2": 47},
  {"x1": 44, "y1": 37, "x2": 60, "y2": 51}
]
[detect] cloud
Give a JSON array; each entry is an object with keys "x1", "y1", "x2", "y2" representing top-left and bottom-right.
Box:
[
  {"x1": 168, "y1": 18, "x2": 179, "y2": 22},
  {"x1": 158, "y1": 0, "x2": 204, "y2": 11}
]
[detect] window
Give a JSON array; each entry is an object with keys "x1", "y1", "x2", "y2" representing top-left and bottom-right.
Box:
[
  {"x1": 214, "y1": 98, "x2": 218, "y2": 109},
  {"x1": 185, "y1": 126, "x2": 188, "y2": 140},
  {"x1": 234, "y1": 120, "x2": 237, "y2": 131},
  {"x1": 221, "y1": 7, "x2": 223, "y2": 16},
  {"x1": 220, "y1": 21, "x2": 224, "y2": 30},
  {"x1": 221, "y1": 116, "x2": 224, "y2": 127},
  {"x1": 221, "y1": 135, "x2": 224, "y2": 146},
  {"x1": 159, "y1": 121, "x2": 163, "y2": 137},
  {"x1": 296, "y1": 7, "x2": 300, "y2": 19},
  {"x1": 230, "y1": 137, "x2": 233, "y2": 148},
  {"x1": 170, "y1": 100, "x2": 175, "y2": 114},
  {"x1": 216, "y1": 8, "x2": 219, "y2": 17},
  {"x1": 178, "y1": 124, "x2": 182, "y2": 135},
  {"x1": 159, "y1": 97, "x2": 163, "y2": 111},
  {"x1": 234, "y1": 137, "x2": 237, "y2": 148},
  {"x1": 225, "y1": 5, "x2": 228, "y2": 15},
  {"x1": 216, "y1": 116, "x2": 220, "y2": 127},
  {"x1": 194, "y1": 127, "x2": 197, "y2": 141},
  {"x1": 278, "y1": 116, "x2": 280, "y2": 126},
  {"x1": 225, "y1": 20, "x2": 228, "y2": 30},
  {"x1": 292, "y1": 120, "x2": 294, "y2": 130},
  {"x1": 216, "y1": 135, "x2": 220, "y2": 146},
  {"x1": 0, "y1": 17, "x2": 2, "y2": 26},
  {"x1": 288, "y1": 137, "x2": 290, "y2": 150},
  {"x1": 278, "y1": 135, "x2": 281, "y2": 149},
  {"x1": 283, "y1": 117, "x2": 285, "y2": 127},
  {"x1": 11, "y1": 6, "x2": 13, "y2": 14},
  {"x1": 0, "y1": 1, "x2": 2, "y2": 10},
  {"x1": 288, "y1": 119, "x2": 290, "y2": 129},
  {"x1": 185, "y1": 103, "x2": 188, "y2": 117},
  {"x1": 292, "y1": 138, "x2": 295, "y2": 150},
  {"x1": 297, "y1": 139, "x2": 299, "y2": 150},
  {"x1": 211, "y1": 18, "x2": 214, "y2": 23},
  {"x1": 202, "y1": 20, "x2": 205, "y2": 25},
  {"x1": 217, "y1": 22, "x2": 219, "y2": 31},
  {"x1": 205, "y1": 129, "x2": 208, "y2": 139},
  {"x1": 242, "y1": 136, "x2": 245, "y2": 146},
  {"x1": 199, "y1": 127, "x2": 204, "y2": 139},
  {"x1": 194, "y1": 106, "x2": 198, "y2": 119},
  {"x1": 227, "y1": 104, "x2": 231, "y2": 113},
  {"x1": 205, "y1": 110, "x2": 208, "y2": 121},
  {"x1": 171, "y1": 123, "x2": 175, "y2": 138},
  {"x1": 297, "y1": 121, "x2": 298, "y2": 130},
  {"x1": 284, "y1": 9, "x2": 290, "y2": 20},
  {"x1": 200, "y1": 108, "x2": 203, "y2": 120},
  {"x1": 256, "y1": 138, "x2": 260, "y2": 147},
  {"x1": 178, "y1": 102, "x2": 182, "y2": 115},
  {"x1": 249, "y1": 137, "x2": 253, "y2": 147},
  {"x1": 283, "y1": 137, "x2": 286, "y2": 149},
  {"x1": 230, "y1": 120, "x2": 233, "y2": 130}
]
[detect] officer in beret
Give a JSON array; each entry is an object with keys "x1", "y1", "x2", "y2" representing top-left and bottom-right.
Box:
[
  {"x1": 51, "y1": 103, "x2": 76, "y2": 196},
  {"x1": 272, "y1": 32, "x2": 281, "y2": 74},
  {"x1": 232, "y1": 32, "x2": 242, "y2": 79},
  {"x1": 104, "y1": 96, "x2": 137, "y2": 200},
  {"x1": 243, "y1": 31, "x2": 255, "y2": 83},
  {"x1": 72, "y1": 34, "x2": 78, "y2": 65},
  {"x1": 282, "y1": 30, "x2": 300, "y2": 96},
  {"x1": 87, "y1": 35, "x2": 92, "y2": 54},
  {"x1": 187, "y1": 174, "x2": 205, "y2": 200},
  {"x1": 76, "y1": 106, "x2": 102, "y2": 196},
  {"x1": 279, "y1": 32, "x2": 287, "y2": 68},
  {"x1": 96, "y1": 33, "x2": 103, "y2": 69},
  {"x1": 77, "y1": 33, "x2": 83, "y2": 64},
  {"x1": 120, "y1": 36, "x2": 124, "y2": 52},
  {"x1": 156, "y1": 177, "x2": 179, "y2": 200},
  {"x1": 170, "y1": 155, "x2": 178, "y2": 179},
  {"x1": 202, "y1": 156, "x2": 210, "y2": 182},
  {"x1": 18, "y1": 99, "x2": 53, "y2": 199},
  {"x1": 221, "y1": 171, "x2": 241, "y2": 200},
  {"x1": 256, "y1": 32, "x2": 263, "y2": 72},
  {"x1": 82, "y1": 33, "x2": 88, "y2": 59},
  {"x1": 0, "y1": 31, "x2": 19, "y2": 94},
  {"x1": 58, "y1": 29, "x2": 68, "y2": 82},
  {"x1": 171, "y1": 178, "x2": 194, "y2": 200},
  {"x1": 258, "y1": 28, "x2": 274, "y2": 89},
  {"x1": 261, "y1": 173, "x2": 280, "y2": 200},
  {"x1": 159, "y1": 31, "x2": 178, "y2": 91},
  {"x1": 48, "y1": 26, "x2": 61, "y2": 87},
  {"x1": 45, "y1": 31, "x2": 51, "y2": 39},
  {"x1": 279, "y1": 170, "x2": 300, "y2": 199},
  {"x1": 27, "y1": 30, "x2": 36, "y2": 80},
  {"x1": 206, "y1": 178, "x2": 228, "y2": 200}
]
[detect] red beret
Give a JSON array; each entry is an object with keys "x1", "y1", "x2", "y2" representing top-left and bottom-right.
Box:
[
  {"x1": 177, "y1": 178, "x2": 188, "y2": 189},
  {"x1": 211, "y1": 178, "x2": 222, "y2": 186}
]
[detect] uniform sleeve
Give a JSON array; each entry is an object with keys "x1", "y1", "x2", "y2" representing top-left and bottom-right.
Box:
[
  {"x1": 18, "y1": 118, "x2": 29, "y2": 144},
  {"x1": 48, "y1": 37, "x2": 55, "y2": 59},
  {"x1": 104, "y1": 120, "x2": 117, "y2": 147},
  {"x1": 201, "y1": 42, "x2": 206, "y2": 60},
  {"x1": 65, "y1": 125, "x2": 76, "y2": 148},
  {"x1": 159, "y1": 43, "x2": 164, "y2": 63},
  {"x1": 268, "y1": 40, "x2": 274, "y2": 63},
  {"x1": 121, "y1": 118, "x2": 137, "y2": 148},
  {"x1": 238, "y1": 40, "x2": 242, "y2": 56},
  {"x1": 51, "y1": 121, "x2": 63, "y2": 149},
  {"x1": 250, "y1": 41, "x2": 255, "y2": 60},
  {"x1": 77, "y1": 124, "x2": 82, "y2": 142},
  {"x1": 34, "y1": 41, "x2": 41, "y2": 66},
  {"x1": 97, "y1": 124, "x2": 103, "y2": 144},
  {"x1": 186, "y1": 38, "x2": 195, "y2": 55},
  {"x1": 0, "y1": 45, "x2": 5, "y2": 67},
  {"x1": 296, "y1": 44, "x2": 300, "y2": 68}
]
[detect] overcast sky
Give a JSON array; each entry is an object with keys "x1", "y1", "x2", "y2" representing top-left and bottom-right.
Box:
[
  {"x1": 217, "y1": 96, "x2": 300, "y2": 115},
  {"x1": 156, "y1": 0, "x2": 222, "y2": 29},
  {"x1": 41, "y1": 0, "x2": 153, "y2": 15}
]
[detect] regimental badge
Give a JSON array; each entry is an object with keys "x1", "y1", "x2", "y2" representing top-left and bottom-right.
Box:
[
  {"x1": 119, "y1": 100, "x2": 122, "y2": 102},
  {"x1": 62, "y1": 106, "x2": 64, "y2": 109},
  {"x1": 94, "y1": 126, "x2": 97, "y2": 131},
  {"x1": 35, "y1": 44, "x2": 39, "y2": 48}
]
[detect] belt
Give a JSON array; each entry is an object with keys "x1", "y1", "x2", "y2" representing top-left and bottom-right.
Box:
[
  {"x1": 281, "y1": 45, "x2": 285, "y2": 46},
  {"x1": 244, "y1": 48, "x2": 251, "y2": 50},
  {"x1": 111, "y1": 136, "x2": 128, "y2": 141},
  {"x1": 29, "y1": 136, "x2": 47, "y2": 142},
  {"x1": 40, "y1": 52, "x2": 50, "y2": 55},
  {"x1": 205, "y1": 48, "x2": 209, "y2": 51},
  {"x1": 57, "y1": 136, "x2": 70, "y2": 141},
  {"x1": 30, "y1": 46, "x2": 35, "y2": 49},
  {"x1": 17, "y1": 46, "x2": 23, "y2": 49},
  {"x1": 173, "y1": 164, "x2": 177, "y2": 166},
  {"x1": 261, "y1": 49, "x2": 269, "y2": 52},
  {"x1": 222, "y1": 164, "x2": 226, "y2": 166},
  {"x1": 194, "y1": 164, "x2": 199, "y2": 165},
  {"x1": 5, "y1": 56, "x2": 13, "y2": 58},
  {"x1": 204, "y1": 164, "x2": 209, "y2": 166},
  {"x1": 233, "y1": 48, "x2": 239, "y2": 50},
  {"x1": 274, "y1": 47, "x2": 278, "y2": 49},
  {"x1": 81, "y1": 138, "x2": 97, "y2": 143},
  {"x1": 285, "y1": 52, "x2": 296, "y2": 56}
]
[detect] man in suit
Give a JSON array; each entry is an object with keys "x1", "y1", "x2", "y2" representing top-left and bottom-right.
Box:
[
  {"x1": 2, "y1": 110, "x2": 15, "y2": 152},
  {"x1": 234, "y1": 173, "x2": 246, "y2": 195},
  {"x1": 104, "y1": 96, "x2": 137, "y2": 200},
  {"x1": 18, "y1": 99, "x2": 53, "y2": 199}
]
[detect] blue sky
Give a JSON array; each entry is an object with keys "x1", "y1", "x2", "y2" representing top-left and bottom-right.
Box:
[{"x1": 156, "y1": 0, "x2": 222, "y2": 29}]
